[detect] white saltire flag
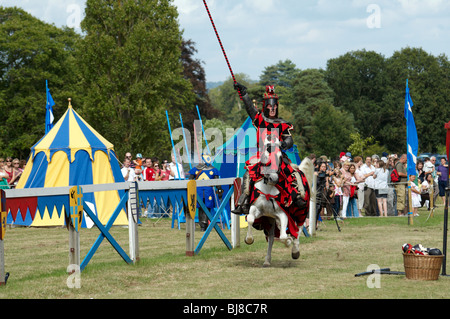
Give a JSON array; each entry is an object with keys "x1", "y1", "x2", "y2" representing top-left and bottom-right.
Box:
[
  {"x1": 404, "y1": 79, "x2": 418, "y2": 176},
  {"x1": 45, "y1": 80, "x2": 55, "y2": 134}
]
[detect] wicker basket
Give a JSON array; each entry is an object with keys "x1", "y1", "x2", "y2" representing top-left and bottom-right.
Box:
[{"x1": 403, "y1": 253, "x2": 444, "y2": 280}]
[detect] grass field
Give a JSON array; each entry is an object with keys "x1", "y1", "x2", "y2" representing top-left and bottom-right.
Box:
[{"x1": 1, "y1": 204, "x2": 449, "y2": 300}]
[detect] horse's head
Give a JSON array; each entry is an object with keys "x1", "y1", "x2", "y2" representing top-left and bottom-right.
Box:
[{"x1": 260, "y1": 131, "x2": 282, "y2": 181}]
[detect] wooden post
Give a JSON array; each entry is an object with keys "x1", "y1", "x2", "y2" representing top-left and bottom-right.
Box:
[
  {"x1": 408, "y1": 180, "x2": 413, "y2": 225},
  {"x1": 127, "y1": 181, "x2": 139, "y2": 263},
  {"x1": 185, "y1": 202, "x2": 195, "y2": 256},
  {"x1": 309, "y1": 173, "x2": 317, "y2": 236},
  {"x1": 68, "y1": 223, "x2": 80, "y2": 269},
  {"x1": 0, "y1": 240, "x2": 4, "y2": 286},
  {"x1": 0, "y1": 191, "x2": 6, "y2": 285},
  {"x1": 231, "y1": 193, "x2": 240, "y2": 249},
  {"x1": 430, "y1": 182, "x2": 434, "y2": 218},
  {"x1": 68, "y1": 186, "x2": 82, "y2": 271},
  {"x1": 186, "y1": 180, "x2": 196, "y2": 256},
  {"x1": 231, "y1": 178, "x2": 241, "y2": 249}
]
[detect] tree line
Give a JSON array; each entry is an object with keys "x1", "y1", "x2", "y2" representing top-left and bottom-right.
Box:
[
  {"x1": 0, "y1": 2, "x2": 211, "y2": 160},
  {"x1": 210, "y1": 49, "x2": 450, "y2": 159},
  {"x1": 1, "y1": 3, "x2": 449, "y2": 162}
]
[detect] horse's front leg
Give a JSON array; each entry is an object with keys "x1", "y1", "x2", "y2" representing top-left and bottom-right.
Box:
[
  {"x1": 276, "y1": 210, "x2": 290, "y2": 245},
  {"x1": 263, "y1": 220, "x2": 275, "y2": 267},
  {"x1": 245, "y1": 205, "x2": 259, "y2": 245},
  {"x1": 291, "y1": 231, "x2": 300, "y2": 259}
]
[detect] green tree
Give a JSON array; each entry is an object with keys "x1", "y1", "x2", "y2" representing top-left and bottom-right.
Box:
[
  {"x1": 289, "y1": 68, "x2": 353, "y2": 154},
  {"x1": 259, "y1": 59, "x2": 301, "y2": 111},
  {"x1": 325, "y1": 47, "x2": 450, "y2": 155},
  {"x1": 347, "y1": 132, "x2": 385, "y2": 159},
  {"x1": 259, "y1": 59, "x2": 300, "y2": 88},
  {"x1": 180, "y1": 39, "x2": 219, "y2": 133},
  {"x1": 77, "y1": 0, "x2": 195, "y2": 159},
  {"x1": 325, "y1": 49, "x2": 387, "y2": 141},
  {"x1": 310, "y1": 102, "x2": 354, "y2": 158},
  {"x1": 209, "y1": 74, "x2": 253, "y2": 126},
  {"x1": 0, "y1": 7, "x2": 81, "y2": 158},
  {"x1": 383, "y1": 47, "x2": 450, "y2": 153}
]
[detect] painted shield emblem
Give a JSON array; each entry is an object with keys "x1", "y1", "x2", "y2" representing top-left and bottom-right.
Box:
[
  {"x1": 187, "y1": 180, "x2": 197, "y2": 220},
  {"x1": 0, "y1": 211, "x2": 6, "y2": 240},
  {"x1": 69, "y1": 186, "x2": 83, "y2": 232}
]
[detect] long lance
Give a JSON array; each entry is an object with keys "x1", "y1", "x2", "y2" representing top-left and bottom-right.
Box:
[
  {"x1": 202, "y1": 0, "x2": 242, "y2": 100},
  {"x1": 179, "y1": 113, "x2": 192, "y2": 170},
  {"x1": 165, "y1": 110, "x2": 181, "y2": 180}
]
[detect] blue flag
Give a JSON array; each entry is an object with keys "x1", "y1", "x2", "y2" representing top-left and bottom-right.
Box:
[
  {"x1": 45, "y1": 80, "x2": 55, "y2": 134},
  {"x1": 404, "y1": 79, "x2": 418, "y2": 177}
]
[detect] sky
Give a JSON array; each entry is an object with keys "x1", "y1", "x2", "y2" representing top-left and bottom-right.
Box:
[{"x1": 2, "y1": 0, "x2": 450, "y2": 83}]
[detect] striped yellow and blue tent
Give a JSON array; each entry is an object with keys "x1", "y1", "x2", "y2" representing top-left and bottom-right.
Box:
[{"x1": 7, "y1": 101, "x2": 127, "y2": 227}]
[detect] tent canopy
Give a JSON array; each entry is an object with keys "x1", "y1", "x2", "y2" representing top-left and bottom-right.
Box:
[{"x1": 30, "y1": 101, "x2": 114, "y2": 164}]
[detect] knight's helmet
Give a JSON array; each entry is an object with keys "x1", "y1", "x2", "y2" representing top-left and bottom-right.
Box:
[
  {"x1": 201, "y1": 153, "x2": 212, "y2": 166},
  {"x1": 262, "y1": 85, "x2": 279, "y2": 118}
]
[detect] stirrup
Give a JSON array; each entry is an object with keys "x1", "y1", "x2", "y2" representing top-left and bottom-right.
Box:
[
  {"x1": 231, "y1": 206, "x2": 243, "y2": 215},
  {"x1": 231, "y1": 204, "x2": 249, "y2": 215}
]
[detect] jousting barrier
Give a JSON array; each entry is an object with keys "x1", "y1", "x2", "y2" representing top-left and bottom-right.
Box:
[{"x1": 0, "y1": 177, "x2": 240, "y2": 283}]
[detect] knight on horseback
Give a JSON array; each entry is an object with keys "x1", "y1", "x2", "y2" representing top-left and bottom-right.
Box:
[{"x1": 231, "y1": 83, "x2": 309, "y2": 218}]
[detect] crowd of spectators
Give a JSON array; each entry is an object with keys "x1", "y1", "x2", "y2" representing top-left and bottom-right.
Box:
[
  {"x1": 2, "y1": 149, "x2": 448, "y2": 222},
  {"x1": 120, "y1": 152, "x2": 185, "y2": 183},
  {"x1": 309, "y1": 151, "x2": 448, "y2": 221},
  {"x1": 0, "y1": 157, "x2": 26, "y2": 189},
  {"x1": 120, "y1": 152, "x2": 186, "y2": 218}
]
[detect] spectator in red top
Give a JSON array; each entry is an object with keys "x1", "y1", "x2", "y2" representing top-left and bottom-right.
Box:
[{"x1": 143, "y1": 158, "x2": 155, "y2": 181}]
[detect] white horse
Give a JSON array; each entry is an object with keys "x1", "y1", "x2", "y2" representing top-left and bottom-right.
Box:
[{"x1": 245, "y1": 134, "x2": 314, "y2": 267}]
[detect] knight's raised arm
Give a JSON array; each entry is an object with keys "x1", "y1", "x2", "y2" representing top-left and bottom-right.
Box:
[{"x1": 233, "y1": 82, "x2": 257, "y2": 120}]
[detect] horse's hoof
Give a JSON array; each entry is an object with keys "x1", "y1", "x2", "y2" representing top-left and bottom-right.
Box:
[
  {"x1": 245, "y1": 237, "x2": 254, "y2": 245},
  {"x1": 292, "y1": 251, "x2": 300, "y2": 259},
  {"x1": 262, "y1": 262, "x2": 270, "y2": 268}
]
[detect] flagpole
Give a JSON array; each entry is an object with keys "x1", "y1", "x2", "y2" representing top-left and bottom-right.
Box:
[
  {"x1": 196, "y1": 105, "x2": 211, "y2": 154},
  {"x1": 45, "y1": 80, "x2": 55, "y2": 134},
  {"x1": 179, "y1": 113, "x2": 192, "y2": 170},
  {"x1": 165, "y1": 110, "x2": 181, "y2": 180},
  {"x1": 406, "y1": 80, "x2": 413, "y2": 225},
  {"x1": 442, "y1": 121, "x2": 450, "y2": 275}
]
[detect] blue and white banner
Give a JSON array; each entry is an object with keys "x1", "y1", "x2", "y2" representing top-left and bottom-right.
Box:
[
  {"x1": 404, "y1": 80, "x2": 418, "y2": 177},
  {"x1": 45, "y1": 80, "x2": 55, "y2": 134}
]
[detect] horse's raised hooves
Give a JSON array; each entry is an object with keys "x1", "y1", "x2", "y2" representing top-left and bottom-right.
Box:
[
  {"x1": 245, "y1": 237, "x2": 254, "y2": 245},
  {"x1": 292, "y1": 251, "x2": 300, "y2": 259}
]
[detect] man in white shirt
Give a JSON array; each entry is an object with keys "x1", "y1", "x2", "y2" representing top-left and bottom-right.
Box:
[
  {"x1": 360, "y1": 156, "x2": 376, "y2": 216},
  {"x1": 169, "y1": 154, "x2": 185, "y2": 180},
  {"x1": 121, "y1": 158, "x2": 136, "y2": 182}
]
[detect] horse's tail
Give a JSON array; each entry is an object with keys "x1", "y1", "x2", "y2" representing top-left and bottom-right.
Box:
[{"x1": 298, "y1": 157, "x2": 314, "y2": 190}]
